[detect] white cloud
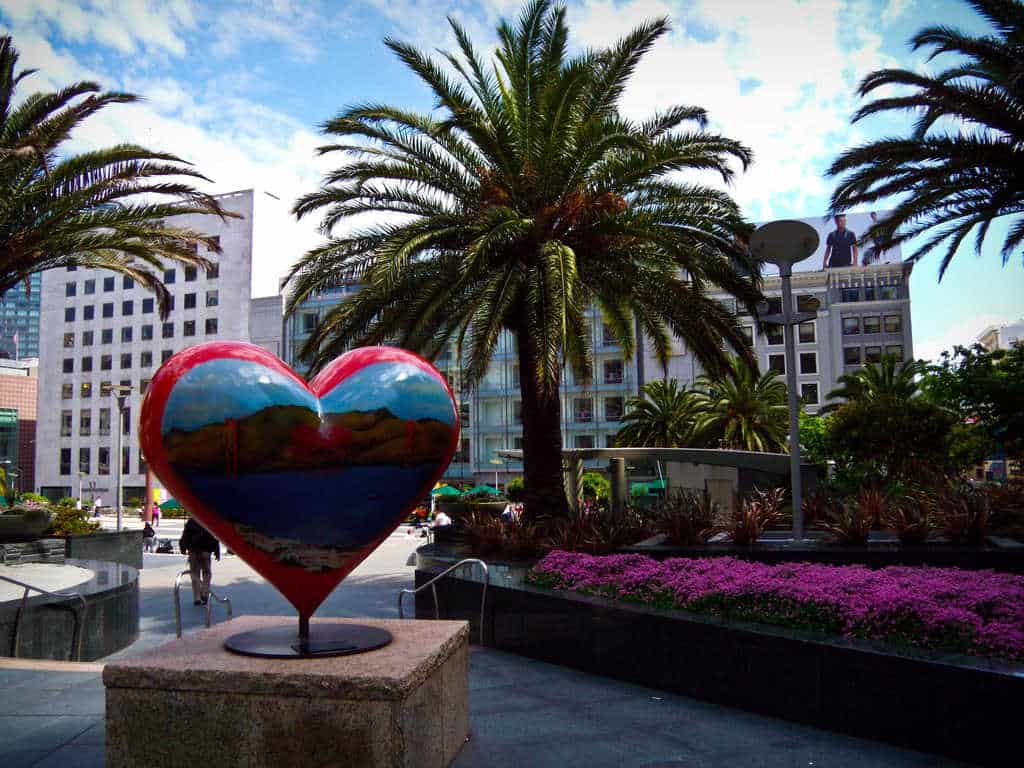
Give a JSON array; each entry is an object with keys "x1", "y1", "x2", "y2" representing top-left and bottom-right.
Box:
[{"x1": 914, "y1": 312, "x2": 1016, "y2": 363}]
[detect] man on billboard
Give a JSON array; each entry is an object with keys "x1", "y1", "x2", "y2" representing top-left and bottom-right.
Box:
[{"x1": 822, "y1": 214, "x2": 859, "y2": 268}]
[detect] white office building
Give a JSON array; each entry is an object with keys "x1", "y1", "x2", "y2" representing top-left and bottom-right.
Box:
[{"x1": 34, "y1": 189, "x2": 281, "y2": 502}]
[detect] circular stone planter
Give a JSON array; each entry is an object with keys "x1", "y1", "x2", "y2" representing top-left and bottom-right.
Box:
[{"x1": 0, "y1": 511, "x2": 54, "y2": 542}]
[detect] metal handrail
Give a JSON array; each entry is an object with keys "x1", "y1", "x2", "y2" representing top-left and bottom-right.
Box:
[
  {"x1": 173, "y1": 569, "x2": 233, "y2": 639},
  {"x1": 0, "y1": 572, "x2": 87, "y2": 661},
  {"x1": 398, "y1": 558, "x2": 488, "y2": 645}
]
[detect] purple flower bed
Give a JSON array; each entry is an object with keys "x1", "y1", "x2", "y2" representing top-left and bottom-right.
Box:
[{"x1": 529, "y1": 551, "x2": 1024, "y2": 661}]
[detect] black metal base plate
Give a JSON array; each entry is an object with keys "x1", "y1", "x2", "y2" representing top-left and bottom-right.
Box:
[{"x1": 223, "y1": 623, "x2": 393, "y2": 659}]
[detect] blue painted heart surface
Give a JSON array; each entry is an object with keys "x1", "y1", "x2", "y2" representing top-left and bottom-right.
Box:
[{"x1": 140, "y1": 342, "x2": 459, "y2": 617}]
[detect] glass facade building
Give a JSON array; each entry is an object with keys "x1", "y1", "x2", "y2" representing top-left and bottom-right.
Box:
[{"x1": 0, "y1": 272, "x2": 42, "y2": 359}]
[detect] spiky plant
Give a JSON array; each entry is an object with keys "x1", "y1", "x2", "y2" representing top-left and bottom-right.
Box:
[
  {"x1": 287, "y1": 0, "x2": 761, "y2": 520},
  {"x1": 615, "y1": 378, "x2": 703, "y2": 448},
  {"x1": 823, "y1": 354, "x2": 927, "y2": 411},
  {"x1": 827, "y1": 0, "x2": 1024, "y2": 279},
  {"x1": 0, "y1": 35, "x2": 232, "y2": 315},
  {"x1": 692, "y1": 357, "x2": 789, "y2": 452}
]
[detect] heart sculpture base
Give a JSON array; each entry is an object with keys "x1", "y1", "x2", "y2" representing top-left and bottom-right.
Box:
[{"x1": 224, "y1": 618, "x2": 393, "y2": 659}]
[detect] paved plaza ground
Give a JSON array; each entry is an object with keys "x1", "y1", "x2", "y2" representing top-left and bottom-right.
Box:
[{"x1": 1, "y1": 530, "x2": 968, "y2": 767}]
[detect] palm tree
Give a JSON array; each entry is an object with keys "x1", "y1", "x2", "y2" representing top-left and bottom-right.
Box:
[
  {"x1": 1, "y1": 35, "x2": 231, "y2": 314},
  {"x1": 692, "y1": 357, "x2": 789, "y2": 452},
  {"x1": 615, "y1": 379, "x2": 703, "y2": 448},
  {"x1": 827, "y1": 0, "x2": 1024, "y2": 279},
  {"x1": 823, "y1": 354, "x2": 927, "y2": 411},
  {"x1": 287, "y1": 0, "x2": 761, "y2": 520}
]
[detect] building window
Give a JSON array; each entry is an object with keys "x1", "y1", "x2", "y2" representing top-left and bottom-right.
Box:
[
  {"x1": 209, "y1": 235, "x2": 220, "y2": 249},
  {"x1": 101, "y1": 328, "x2": 113, "y2": 344},
  {"x1": 122, "y1": 446, "x2": 130, "y2": 474},
  {"x1": 602, "y1": 323, "x2": 617, "y2": 346},
  {"x1": 98, "y1": 447, "x2": 110, "y2": 475},
  {"x1": 185, "y1": 293, "x2": 196, "y2": 309},
  {"x1": 103, "y1": 276, "x2": 115, "y2": 292},
  {"x1": 863, "y1": 315, "x2": 881, "y2": 334},
  {"x1": 64, "y1": 307, "x2": 76, "y2": 322},
  {"x1": 205, "y1": 318, "x2": 218, "y2": 335},
  {"x1": 207, "y1": 264, "x2": 219, "y2": 279},
  {"x1": 81, "y1": 382, "x2": 92, "y2": 398},
  {"x1": 886, "y1": 344, "x2": 904, "y2": 362},
  {"x1": 80, "y1": 410, "x2": 91, "y2": 437},
  {"x1": 512, "y1": 365, "x2": 520, "y2": 387},
  {"x1": 183, "y1": 320, "x2": 196, "y2": 337},
  {"x1": 717, "y1": 297, "x2": 737, "y2": 314},
  {"x1": 102, "y1": 302, "x2": 113, "y2": 318},
  {"x1": 120, "y1": 353, "x2": 132, "y2": 369},
  {"x1": 61, "y1": 384, "x2": 73, "y2": 400},
  {"x1": 142, "y1": 298, "x2": 154, "y2": 314},
  {"x1": 796, "y1": 294, "x2": 818, "y2": 313},
  {"x1": 63, "y1": 332, "x2": 75, "y2": 348},
  {"x1": 574, "y1": 435, "x2": 595, "y2": 449},
  {"x1": 164, "y1": 269, "x2": 176, "y2": 284},
  {"x1": 141, "y1": 351, "x2": 153, "y2": 368},
  {"x1": 301, "y1": 312, "x2": 317, "y2": 333},
  {"x1": 100, "y1": 354, "x2": 112, "y2": 371},
  {"x1": 573, "y1": 397, "x2": 593, "y2": 423},
  {"x1": 66, "y1": 281, "x2": 76, "y2": 297},
  {"x1": 62, "y1": 358, "x2": 74, "y2": 373},
  {"x1": 60, "y1": 448, "x2": 71, "y2": 476},
  {"x1": 162, "y1": 322, "x2": 174, "y2": 339},
  {"x1": 60, "y1": 410, "x2": 72, "y2": 437},
  {"x1": 765, "y1": 324, "x2": 784, "y2": 345},
  {"x1": 206, "y1": 289, "x2": 219, "y2": 307},
  {"x1": 764, "y1": 297, "x2": 783, "y2": 315},
  {"x1": 140, "y1": 379, "x2": 151, "y2": 394},
  {"x1": 843, "y1": 347, "x2": 861, "y2": 365},
  {"x1": 840, "y1": 287, "x2": 860, "y2": 302},
  {"x1": 800, "y1": 383, "x2": 820, "y2": 405},
  {"x1": 512, "y1": 401, "x2": 523, "y2": 424},
  {"x1": 864, "y1": 283, "x2": 877, "y2": 301},
  {"x1": 457, "y1": 437, "x2": 470, "y2": 464},
  {"x1": 740, "y1": 326, "x2": 754, "y2": 347},
  {"x1": 879, "y1": 285, "x2": 899, "y2": 300},
  {"x1": 121, "y1": 327, "x2": 133, "y2": 343},
  {"x1": 122, "y1": 300, "x2": 133, "y2": 316},
  {"x1": 140, "y1": 324, "x2": 153, "y2": 341},
  {"x1": 842, "y1": 317, "x2": 860, "y2": 335},
  {"x1": 83, "y1": 305, "x2": 94, "y2": 320},
  {"x1": 100, "y1": 381, "x2": 112, "y2": 397},
  {"x1": 161, "y1": 349, "x2": 173, "y2": 364},
  {"x1": 81, "y1": 356, "x2": 93, "y2": 373},
  {"x1": 603, "y1": 359, "x2": 623, "y2": 385},
  {"x1": 84, "y1": 279, "x2": 95, "y2": 295},
  {"x1": 82, "y1": 331, "x2": 94, "y2": 346},
  {"x1": 799, "y1": 352, "x2": 817, "y2": 374},
  {"x1": 185, "y1": 266, "x2": 197, "y2": 282},
  {"x1": 122, "y1": 407, "x2": 131, "y2": 436},
  {"x1": 865, "y1": 346, "x2": 882, "y2": 364},
  {"x1": 99, "y1": 408, "x2": 110, "y2": 436},
  {"x1": 605, "y1": 396, "x2": 624, "y2": 422},
  {"x1": 798, "y1": 321, "x2": 815, "y2": 344},
  {"x1": 768, "y1": 354, "x2": 785, "y2": 374},
  {"x1": 79, "y1": 447, "x2": 90, "y2": 474},
  {"x1": 123, "y1": 276, "x2": 134, "y2": 289},
  {"x1": 884, "y1": 314, "x2": 902, "y2": 333}
]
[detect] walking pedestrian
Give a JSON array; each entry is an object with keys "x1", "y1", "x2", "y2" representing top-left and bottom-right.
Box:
[
  {"x1": 142, "y1": 521, "x2": 156, "y2": 553},
  {"x1": 152, "y1": 502, "x2": 161, "y2": 527},
  {"x1": 179, "y1": 518, "x2": 221, "y2": 606}
]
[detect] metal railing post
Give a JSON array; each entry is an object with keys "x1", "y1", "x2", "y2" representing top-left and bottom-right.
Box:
[
  {"x1": 1, "y1": 573, "x2": 88, "y2": 661},
  {"x1": 397, "y1": 559, "x2": 489, "y2": 645}
]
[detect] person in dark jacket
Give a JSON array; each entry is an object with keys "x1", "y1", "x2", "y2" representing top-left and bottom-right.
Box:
[{"x1": 179, "y1": 518, "x2": 221, "y2": 606}]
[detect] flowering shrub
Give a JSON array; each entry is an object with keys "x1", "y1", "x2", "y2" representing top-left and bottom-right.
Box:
[{"x1": 529, "y1": 551, "x2": 1024, "y2": 661}]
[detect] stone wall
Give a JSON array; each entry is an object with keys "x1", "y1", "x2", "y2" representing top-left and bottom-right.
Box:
[{"x1": 65, "y1": 530, "x2": 143, "y2": 569}]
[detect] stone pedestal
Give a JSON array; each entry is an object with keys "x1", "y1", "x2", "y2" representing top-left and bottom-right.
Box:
[{"x1": 103, "y1": 616, "x2": 469, "y2": 768}]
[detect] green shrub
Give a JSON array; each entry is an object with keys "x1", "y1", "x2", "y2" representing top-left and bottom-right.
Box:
[
  {"x1": 45, "y1": 505, "x2": 100, "y2": 537},
  {"x1": 581, "y1": 471, "x2": 610, "y2": 501},
  {"x1": 506, "y1": 476, "x2": 525, "y2": 501},
  {"x1": 20, "y1": 492, "x2": 48, "y2": 504}
]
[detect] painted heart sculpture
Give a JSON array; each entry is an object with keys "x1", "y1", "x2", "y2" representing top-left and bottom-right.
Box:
[{"x1": 140, "y1": 342, "x2": 459, "y2": 618}]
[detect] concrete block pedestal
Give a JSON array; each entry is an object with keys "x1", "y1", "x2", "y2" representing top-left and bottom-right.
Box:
[{"x1": 103, "y1": 616, "x2": 469, "y2": 768}]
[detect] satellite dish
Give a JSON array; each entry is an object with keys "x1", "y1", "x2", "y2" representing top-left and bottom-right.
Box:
[{"x1": 749, "y1": 220, "x2": 819, "y2": 268}]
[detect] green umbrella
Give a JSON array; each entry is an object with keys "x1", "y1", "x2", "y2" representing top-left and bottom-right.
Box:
[
  {"x1": 647, "y1": 478, "x2": 666, "y2": 491},
  {"x1": 160, "y1": 498, "x2": 184, "y2": 510},
  {"x1": 431, "y1": 485, "x2": 462, "y2": 497},
  {"x1": 466, "y1": 485, "x2": 501, "y2": 495},
  {"x1": 630, "y1": 482, "x2": 652, "y2": 496}
]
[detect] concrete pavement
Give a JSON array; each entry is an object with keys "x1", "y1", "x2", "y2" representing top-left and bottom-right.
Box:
[{"x1": 0, "y1": 533, "x2": 970, "y2": 767}]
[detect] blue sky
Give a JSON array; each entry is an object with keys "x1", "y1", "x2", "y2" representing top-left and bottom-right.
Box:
[{"x1": 2, "y1": 0, "x2": 1021, "y2": 361}]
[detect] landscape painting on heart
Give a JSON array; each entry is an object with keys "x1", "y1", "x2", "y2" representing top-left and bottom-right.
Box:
[{"x1": 140, "y1": 342, "x2": 459, "y2": 616}]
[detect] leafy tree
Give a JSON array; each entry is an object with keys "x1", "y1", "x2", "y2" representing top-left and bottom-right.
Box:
[
  {"x1": 693, "y1": 357, "x2": 789, "y2": 452},
  {"x1": 827, "y1": 0, "x2": 1024, "y2": 279},
  {"x1": 615, "y1": 379, "x2": 702, "y2": 448},
  {"x1": 921, "y1": 343, "x2": 1024, "y2": 464},
  {"x1": 287, "y1": 0, "x2": 761, "y2": 520},
  {"x1": 798, "y1": 411, "x2": 834, "y2": 467},
  {"x1": 0, "y1": 35, "x2": 230, "y2": 314},
  {"x1": 823, "y1": 355, "x2": 926, "y2": 411},
  {"x1": 580, "y1": 471, "x2": 610, "y2": 501}
]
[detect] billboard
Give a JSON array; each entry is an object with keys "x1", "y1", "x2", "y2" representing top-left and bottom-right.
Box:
[{"x1": 753, "y1": 210, "x2": 904, "y2": 277}]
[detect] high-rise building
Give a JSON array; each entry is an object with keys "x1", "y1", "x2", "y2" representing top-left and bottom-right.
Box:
[
  {"x1": 976, "y1": 319, "x2": 1024, "y2": 352},
  {"x1": 34, "y1": 189, "x2": 281, "y2": 502},
  {"x1": 0, "y1": 272, "x2": 42, "y2": 359},
  {"x1": 0, "y1": 359, "x2": 38, "y2": 495}
]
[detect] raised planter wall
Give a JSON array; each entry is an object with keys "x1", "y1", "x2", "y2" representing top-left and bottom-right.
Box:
[
  {"x1": 416, "y1": 546, "x2": 1023, "y2": 767},
  {"x1": 66, "y1": 530, "x2": 143, "y2": 570}
]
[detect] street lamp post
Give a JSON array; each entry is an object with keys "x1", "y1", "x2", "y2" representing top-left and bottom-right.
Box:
[
  {"x1": 109, "y1": 385, "x2": 133, "y2": 532},
  {"x1": 749, "y1": 220, "x2": 820, "y2": 542}
]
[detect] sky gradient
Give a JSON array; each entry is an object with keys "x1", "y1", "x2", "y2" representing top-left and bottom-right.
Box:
[{"x1": 2, "y1": 0, "x2": 1021, "y2": 362}]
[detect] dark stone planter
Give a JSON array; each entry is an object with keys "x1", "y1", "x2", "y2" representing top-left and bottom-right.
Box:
[
  {"x1": 415, "y1": 544, "x2": 1023, "y2": 767},
  {"x1": 0, "y1": 512, "x2": 54, "y2": 542},
  {"x1": 65, "y1": 530, "x2": 143, "y2": 570}
]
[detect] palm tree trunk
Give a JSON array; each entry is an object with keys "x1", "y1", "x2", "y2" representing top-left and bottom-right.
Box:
[{"x1": 514, "y1": 330, "x2": 570, "y2": 523}]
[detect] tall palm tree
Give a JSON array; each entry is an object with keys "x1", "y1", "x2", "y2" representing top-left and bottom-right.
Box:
[
  {"x1": 692, "y1": 357, "x2": 789, "y2": 452},
  {"x1": 1, "y1": 35, "x2": 231, "y2": 314},
  {"x1": 823, "y1": 354, "x2": 927, "y2": 411},
  {"x1": 287, "y1": 0, "x2": 761, "y2": 520},
  {"x1": 827, "y1": 0, "x2": 1024, "y2": 280},
  {"x1": 615, "y1": 379, "x2": 703, "y2": 448}
]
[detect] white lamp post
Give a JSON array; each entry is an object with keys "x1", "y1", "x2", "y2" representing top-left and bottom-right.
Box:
[
  {"x1": 749, "y1": 220, "x2": 819, "y2": 542},
  {"x1": 108, "y1": 384, "x2": 133, "y2": 532}
]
